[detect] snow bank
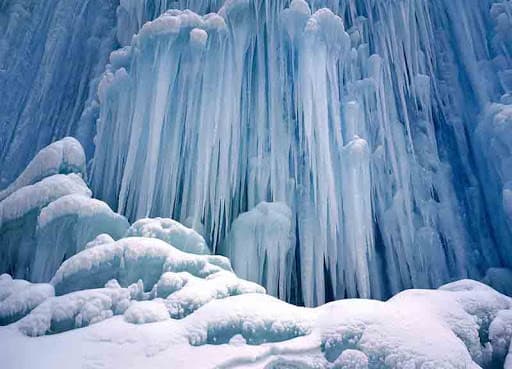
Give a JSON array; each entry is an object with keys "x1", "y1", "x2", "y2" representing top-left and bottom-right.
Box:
[
  {"x1": 124, "y1": 300, "x2": 169, "y2": 324},
  {"x1": 0, "y1": 274, "x2": 54, "y2": 326},
  {"x1": 127, "y1": 218, "x2": 209, "y2": 254},
  {"x1": 2, "y1": 260, "x2": 512, "y2": 368},
  {"x1": 51, "y1": 237, "x2": 232, "y2": 295},
  {"x1": 18, "y1": 283, "x2": 131, "y2": 337}
]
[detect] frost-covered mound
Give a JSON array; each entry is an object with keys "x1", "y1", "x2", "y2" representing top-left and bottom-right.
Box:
[
  {"x1": 127, "y1": 218, "x2": 210, "y2": 255},
  {"x1": 0, "y1": 139, "x2": 129, "y2": 281},
  {"x1": 1, "y1": 269, "x2": 512, "y2": 369}
]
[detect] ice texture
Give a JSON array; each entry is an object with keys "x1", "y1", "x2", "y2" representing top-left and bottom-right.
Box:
[
  {"x1": 0, "y1": 1, "x2": 118, "y2": 186},
  {"x1": 31, "y1": 195, "x2": 129, "y2": 282},
  {"x1": 91, "y1": 0, "x2": 512, "y2": 306},
  {"x1": 0, "y1": 137, "x2": 86, "y2": 202},
  {"x1": 126, "y1": 218, "x2": 210, "y2": 254},
  {"x1": 223, "y1": 202, "x2": 295, "y2": 300},
  {"x1": 0, "y1": 139, "x2": 129, "y2": 282},
  {"x1": 0, "y1": 173, "x2": 91, "y2": 279}
]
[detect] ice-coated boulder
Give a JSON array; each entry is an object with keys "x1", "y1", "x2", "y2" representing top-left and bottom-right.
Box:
[
  {"x1": 0, "y1": 137, "x2": 86, "y2": 202},
  {"x1": 223, "y1": 202, "x2": 295, "y2": 300},
  {"x1": 126, "y1": 218, "x2": 210, "y2": 255},
  {"x1": 0, "y1": 138, "x2": 128, "y2": 282},
  {"x1": 0, "y1": 173, "x2": 91, "y2": 279},
  {"x1": 51, "y1": 237, "x2": 234, "y2": 296},
  {"x1": 31, "y1": 195, "x2": 129, "y2": 282}
]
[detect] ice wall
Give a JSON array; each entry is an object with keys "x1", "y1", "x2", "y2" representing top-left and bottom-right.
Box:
[
  {"x1": 0, "y1": 0, "x2": 118, "y2": 187},
  {"x1": 2, "y1": 0, "x2": 511, "y2": 306},
  {"x1": 91, "y1": 0, "x2": 512, "y2": 306}
]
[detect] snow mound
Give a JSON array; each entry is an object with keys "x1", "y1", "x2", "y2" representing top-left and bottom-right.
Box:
[
  {"x1": 0, "y1": 137, "x2": 86, "y2": 202},
  {"x1": 186, "y1": 294, "x2": 313, "y2": 346},
  {"x1": 0, "y1": 173, "x2": 90, "y2": 227},
  {"x1": 0, "y1": 274, "x2": 54, "y2": 326},
  {"x1": 31, "y1": 195, "x2": 129, "y2": 282},
  {"x1": 124, "y1": 300, "x2": 169, "y2": 324},
  {"x1": 127, "y1": 218, "x2": 209, "y2": 255},
  {"x1": 0, "y1": 173, "x2": 91, "y2": 279},
  {"x1": 51, "y1": 237, "x2": 233, "y2": 295},
  {"x1": 163, "y1": 270, "x2": 265, "y2": 318},
  {"x1": 85, "y1": 234, "x2": 115, "y2": 249},
  {"x1": 18, "y1": 283, "x2": 131, "y2": 337}
]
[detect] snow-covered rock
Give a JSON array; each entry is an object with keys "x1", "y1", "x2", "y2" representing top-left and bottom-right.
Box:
[
  {"x1": 126, "y1": 218, "x2": 209, "y2": 255},
  {"x1": 50, "y1": 237, "x2": 232, "y2": 296},
  {"x1": 0, "y1": 173, "x2": 91, "y2": 279},
  {"x1": 31, "y1": 195, "x2": 129, "y2": 282}
]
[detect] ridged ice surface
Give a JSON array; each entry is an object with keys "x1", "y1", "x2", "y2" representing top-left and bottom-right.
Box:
[{"x1": 91, "y1": 0, "x2": 512, "y2": 306}]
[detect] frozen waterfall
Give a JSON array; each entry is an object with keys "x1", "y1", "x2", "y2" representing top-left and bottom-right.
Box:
[
  {"x1": 1, "y1": 0, "x2": 511, "y2": 306},
  {"x1": 90, "y1": 0, "x2": 512, "y2": 306}
]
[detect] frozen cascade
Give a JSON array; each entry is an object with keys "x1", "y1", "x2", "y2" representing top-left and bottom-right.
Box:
[
  {"x1": 91, "y1": 0, "x2": 512, "y2": 306},
  {"x1": 223, "y1": 202, "x2": 295, "y2": 300}
]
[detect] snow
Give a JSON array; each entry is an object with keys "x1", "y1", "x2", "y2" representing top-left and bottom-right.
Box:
[
  {"x1": 1, "y1": 278, "x2": 511, "y2": 368},
  {"x1": 1, "y1": 0, "x2": 512, "y2": 366},
  {"x1": 85, "y1": 234, "x2": 115, "y2": 249},
  {"x1": 31, "y1": 195, "x2": 129, "y2": 282},
  {"x1": 17, "y1": 284, "x2": 132, "y2": 337},
  {"x1": 0, "y1": 174, "x2": 91, "y2": 226},
  {"x1": 0, "y1": 274, "x2": 54, "y2": 326},
  {"x1": 124, "y1": 300, "x2": 170, "y2": 324},
  {"x1": 50, "y1": 237, "x2": 232, "y2": 296},
  {"x1": 0, "y1": 137, "x2": 86, "y2": 202},
  {"x1": 0, "y1": 173, "x2": 91, "y2": 279},
  {"x1": 127, "y1": 218, "x2": 210, "y2": 254}
]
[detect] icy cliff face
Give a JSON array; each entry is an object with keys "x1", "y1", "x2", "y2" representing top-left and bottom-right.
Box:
[
  {"x1": 90, "y1": 0, "x2": 512, "y2": 305},
  {"x1": 0, "y1": 0, "x2": 119, "y2": 186}
]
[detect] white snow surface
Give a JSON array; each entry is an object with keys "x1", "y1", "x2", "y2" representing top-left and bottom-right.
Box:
[
  {"x1": 0, "y1": 174, "x2": 91, "y2": 227},
  {"x1": 126, "y1": 217, "x2": 210, "y2": 254},
  {"x1": 1, "y1": 277, "x2": 511, "y2": 369},
  {"x1": 0, "y1": 137, "x2": 86, "y2": 202}
]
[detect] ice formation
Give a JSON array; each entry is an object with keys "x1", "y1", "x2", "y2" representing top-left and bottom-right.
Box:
[
  {"x1": 0, "y1": 139, "x2": 128, "y2": 281},
  {"x1": 2, "y1": 256, "x2": 512, "y2": 368},
  {"x1": 1, "y1": 0, "x2": 511, "y2": 305},
  {"x1": 86, "y1": 0, "x2": 511, "y2": 305},
  {"x1": 126, "y1": 217, "x2": 210, "y2": 254},
  {"x1": 223, "y1": 202, "x2": 295, "y2": 300}
]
